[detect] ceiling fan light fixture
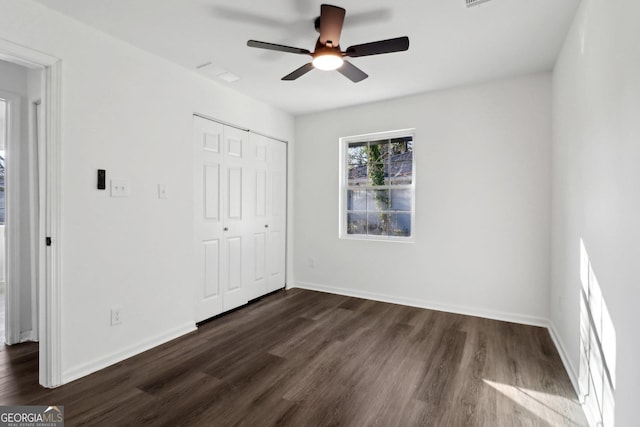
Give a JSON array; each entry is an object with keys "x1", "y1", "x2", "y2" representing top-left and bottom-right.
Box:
[
  {"x1": 247, "y1": 4, "x2": 409, "y2": 82},
  {"x1": 312, "y1": 53, "x2": 344, "y2": 71}
]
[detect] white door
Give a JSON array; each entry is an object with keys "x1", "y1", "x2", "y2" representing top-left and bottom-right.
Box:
[
  {"x1": 194, "y1": 116, "x2": 284, "y2": 320},
  {"x1": 246, "y1": 133, "x2": 269, "y2": 300},
  {"x1": 194, "y1": 116, "x2": 253, "y2": 321},
  {"x1": 267, "y1": 139, "x2": 287, "y2": 291},
  {"x1": 194, "y1": 117, "x2": 224, "y2": 321},
  {"x1": 220, "y1": 125, "x2": 251, "y2": 311}
]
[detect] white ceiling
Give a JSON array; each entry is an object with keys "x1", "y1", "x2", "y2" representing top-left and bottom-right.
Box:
[{"x1": 34, "y1": 0, "x2": 580, "y2": 116}]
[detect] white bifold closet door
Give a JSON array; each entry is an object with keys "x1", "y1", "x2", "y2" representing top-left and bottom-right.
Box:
[
  {"x1": 193, "y1": 116, "x2": 286, "y2": 322},
  {"x1": 267, "y1": 138, "x2": 287, "y2": 292}
]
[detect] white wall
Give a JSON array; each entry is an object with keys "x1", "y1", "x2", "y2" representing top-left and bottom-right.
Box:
[
  {"x1": 0, "y1": 0, "x2": 294, "y2": 383},
  {"x1": 551, "y1": 0, "x2": 640, "y2": 425},
  {"x1": 293, "y1": 74, "x2": 552, "y2": 325},
  {"x1": 0, "y1": 60, "x2": 27, "y2": 93}
]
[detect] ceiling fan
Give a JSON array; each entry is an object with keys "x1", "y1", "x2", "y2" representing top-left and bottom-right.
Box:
[{"x1": 247, "y1": 4, "x2": 409, "y2": 83}]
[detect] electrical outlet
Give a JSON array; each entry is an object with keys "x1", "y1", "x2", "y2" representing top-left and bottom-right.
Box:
[
  {"x1": 308, "y1": 257, "x2": 316, "y2": 268},
  {"x1": 111, "y1": 306, "x2": 123, "y2": 326},
  {"x1": 110, "y1": 179, "x2": 130, "y2": 197}
]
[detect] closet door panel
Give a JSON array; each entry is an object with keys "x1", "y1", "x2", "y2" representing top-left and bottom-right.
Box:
[
  {"x1": 226, "y1": 236, "x2": 243, "y2": 291},
  {"x1": 267, "y1": 139, "x2": 287, "y2": 292},
  {"x1": 204, "y1": 164, "x2": 220, "y2": 220},
  {"x1": 221, "y1": 126, "x2": 251, "y2": 311},
  {"x1": 203, "y1": 240, "x2": 221, "y2": 298},
  {"x1": 256, "y1": 170, "x2": 267, "y2": 218},
  {"x1": 226, "y1": 167, "x2": 243, "y2": 220},
  {"x1": 194, "y1": 117, "x2": 225, "y2": 321},
  {"x1": 246, "y1": 133, "x2": 269, "y2": 299}
]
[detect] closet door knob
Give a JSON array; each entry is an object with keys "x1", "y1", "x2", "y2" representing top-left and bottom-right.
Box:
[
  {"x1": 224, "y1": 227, "x2": 229, "y2": 231},
  {"x1": 265, "y1": 224, "x2": 269, "y2": 228}
]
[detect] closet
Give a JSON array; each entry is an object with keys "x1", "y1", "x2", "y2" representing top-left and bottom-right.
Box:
[{"x1": 193, "y1": 115, "x2": 286, "y2": 322}]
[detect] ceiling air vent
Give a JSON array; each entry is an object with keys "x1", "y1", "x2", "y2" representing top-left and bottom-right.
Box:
[{"x1": 466, "y1": 0, "x2": 492, "y2": 7}]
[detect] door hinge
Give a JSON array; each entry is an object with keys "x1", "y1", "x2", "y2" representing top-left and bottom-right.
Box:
[{"x1": 46, "y1": 237, "x2": 52, "y2": 246}]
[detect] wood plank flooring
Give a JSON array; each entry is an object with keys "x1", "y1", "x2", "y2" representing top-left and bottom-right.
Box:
[{"x1": 0, "y1": 289, "x2": 587, "y2": 426}]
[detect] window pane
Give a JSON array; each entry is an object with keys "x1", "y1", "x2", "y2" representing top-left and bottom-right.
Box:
[
  {"x1": 368, "y1": 140, "x2": 389, "y2": 163},
  {"x1": 367, "y1": 212, "x2": 390, "y2": 236},
  {"x1": 348, "y1": 163, "x2": 368, "y2": 186},
  {"x1": 390, "y1": 136, "x2": 413, "y2": 185},
  {"x1": 348, "y1": 142, "x2": 368, "y2": 165},
  {"x1": 347, "y1": 190, "x2": 366, "y2": 211},
  {"x1": 367, "y1": 163, "x2": 388, "y2": 186},
  {"x1": 389, "y1": 161, "x2": 412, "y2": 184},
  {"x1": 390, "y1": 137, "x2": 412, "y2": 157},
  {"x1": 389, "y1": 213, "x2": 411, "y2": 237},
  {"x1": 366, "y1": 189, "x2": 389, "y2": 212},
  {"x1": 390, "y1": 189, "x2": 411, "y2": 211},
  {"x1": 347, "y1": 213, "x2": 367, "y2": 235}
]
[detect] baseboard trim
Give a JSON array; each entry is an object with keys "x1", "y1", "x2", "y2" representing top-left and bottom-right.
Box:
[
  {"x1": 19, "y1": 330, "x2": 36, "y2": 343},
  {"x1": 548, "y1": 321, "x2": 579, "y2": 395},
  {"x1": 288, "y1": 281, "x2": 549, "y2": 328},
  {"x1": 61, "y1": 322, "x2": 196, "y2": 385}
]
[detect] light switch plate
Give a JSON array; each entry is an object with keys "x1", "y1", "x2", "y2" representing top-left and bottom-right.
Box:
[
  {"x1": 158, "y1": 184, "x2": 168, "y2": 199},
  {"x1": 110, "y1": 179, "x2": 130, "y2": 197}
]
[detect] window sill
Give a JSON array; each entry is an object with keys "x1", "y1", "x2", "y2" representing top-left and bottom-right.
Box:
[{"x1": 340, "y1": 234, "x2": 415, "y2": 243}]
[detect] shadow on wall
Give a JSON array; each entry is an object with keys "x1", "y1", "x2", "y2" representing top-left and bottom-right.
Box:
[{"x1": 579, "y1": 238, "x2": 616, "y2": 426}]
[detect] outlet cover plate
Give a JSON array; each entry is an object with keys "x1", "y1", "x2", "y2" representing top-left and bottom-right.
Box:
[
  {"x1": 110, "y1": 179, "x2": 130, "y2": 197},
  {"x1": 111, "y1": 306, "x2": 123, "y2": 325}
]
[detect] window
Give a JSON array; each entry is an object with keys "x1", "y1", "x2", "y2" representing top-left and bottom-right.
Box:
[{"x1": 340, "y1": 129, "x2": 415, "y2": 241}]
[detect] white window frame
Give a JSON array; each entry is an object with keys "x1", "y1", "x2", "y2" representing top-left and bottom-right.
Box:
[{"x1": 339, "y1": 129, "x2": 416, "y2": 242}]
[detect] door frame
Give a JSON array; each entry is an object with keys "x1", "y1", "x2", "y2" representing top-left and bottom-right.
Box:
[{"x1": 0, "y1": 38, "x2": 62, "y2": 388}]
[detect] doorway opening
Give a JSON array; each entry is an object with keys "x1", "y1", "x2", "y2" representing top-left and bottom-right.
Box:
[
  {"x1": 0, "y1": 59, "x2": 42, "y2": 349},
  {"x1": 0, "y1": 38, "x2": 62, "y2": 388}
]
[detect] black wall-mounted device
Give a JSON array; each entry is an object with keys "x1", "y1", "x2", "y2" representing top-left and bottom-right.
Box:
[{"x1": 97, "y1": 169, "x2": 106, "y2": 190}]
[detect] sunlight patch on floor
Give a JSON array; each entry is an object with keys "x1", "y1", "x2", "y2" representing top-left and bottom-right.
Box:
[{"x1": 483, "y1": 379, "x2": 585, "y2": 426}]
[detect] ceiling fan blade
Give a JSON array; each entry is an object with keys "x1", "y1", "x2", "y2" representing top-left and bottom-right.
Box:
[
  {"x1": 282, "y1": 63, "x2": 314, "y2": 80},
  {"x1": 337, "y1": 60, "x2": 368, "y2": 83},
  {"x1": 319, "y1": 4, "x2": 346, "y2": 46},
  {"x1": 345, "y1": 36, "x2": 410, "y2": 57},
  {"x1": 247, "y1": 40, "x2": 311, "y2": 55}
]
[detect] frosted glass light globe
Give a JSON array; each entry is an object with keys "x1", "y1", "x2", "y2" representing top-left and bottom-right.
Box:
[{"x1": 312, "y1": 54, "x2": 344, "y2": 71}]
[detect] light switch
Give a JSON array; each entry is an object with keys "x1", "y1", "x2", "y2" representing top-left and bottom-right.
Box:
[
  {"x1": 158, "y1": 184, "x2": 168, "y2": 199},
  {"x1": 110, "y1": 179, "x2": 130, "y2": 197}
]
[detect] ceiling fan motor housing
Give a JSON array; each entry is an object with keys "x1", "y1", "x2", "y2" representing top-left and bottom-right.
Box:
[{"x1": 314, "y1": 41, "x2": 341, "y2": 57}]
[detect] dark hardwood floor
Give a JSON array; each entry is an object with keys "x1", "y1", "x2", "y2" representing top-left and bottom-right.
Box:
[{"x1": 0, "y1": 289, "x2": 586, "y2": 426}]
